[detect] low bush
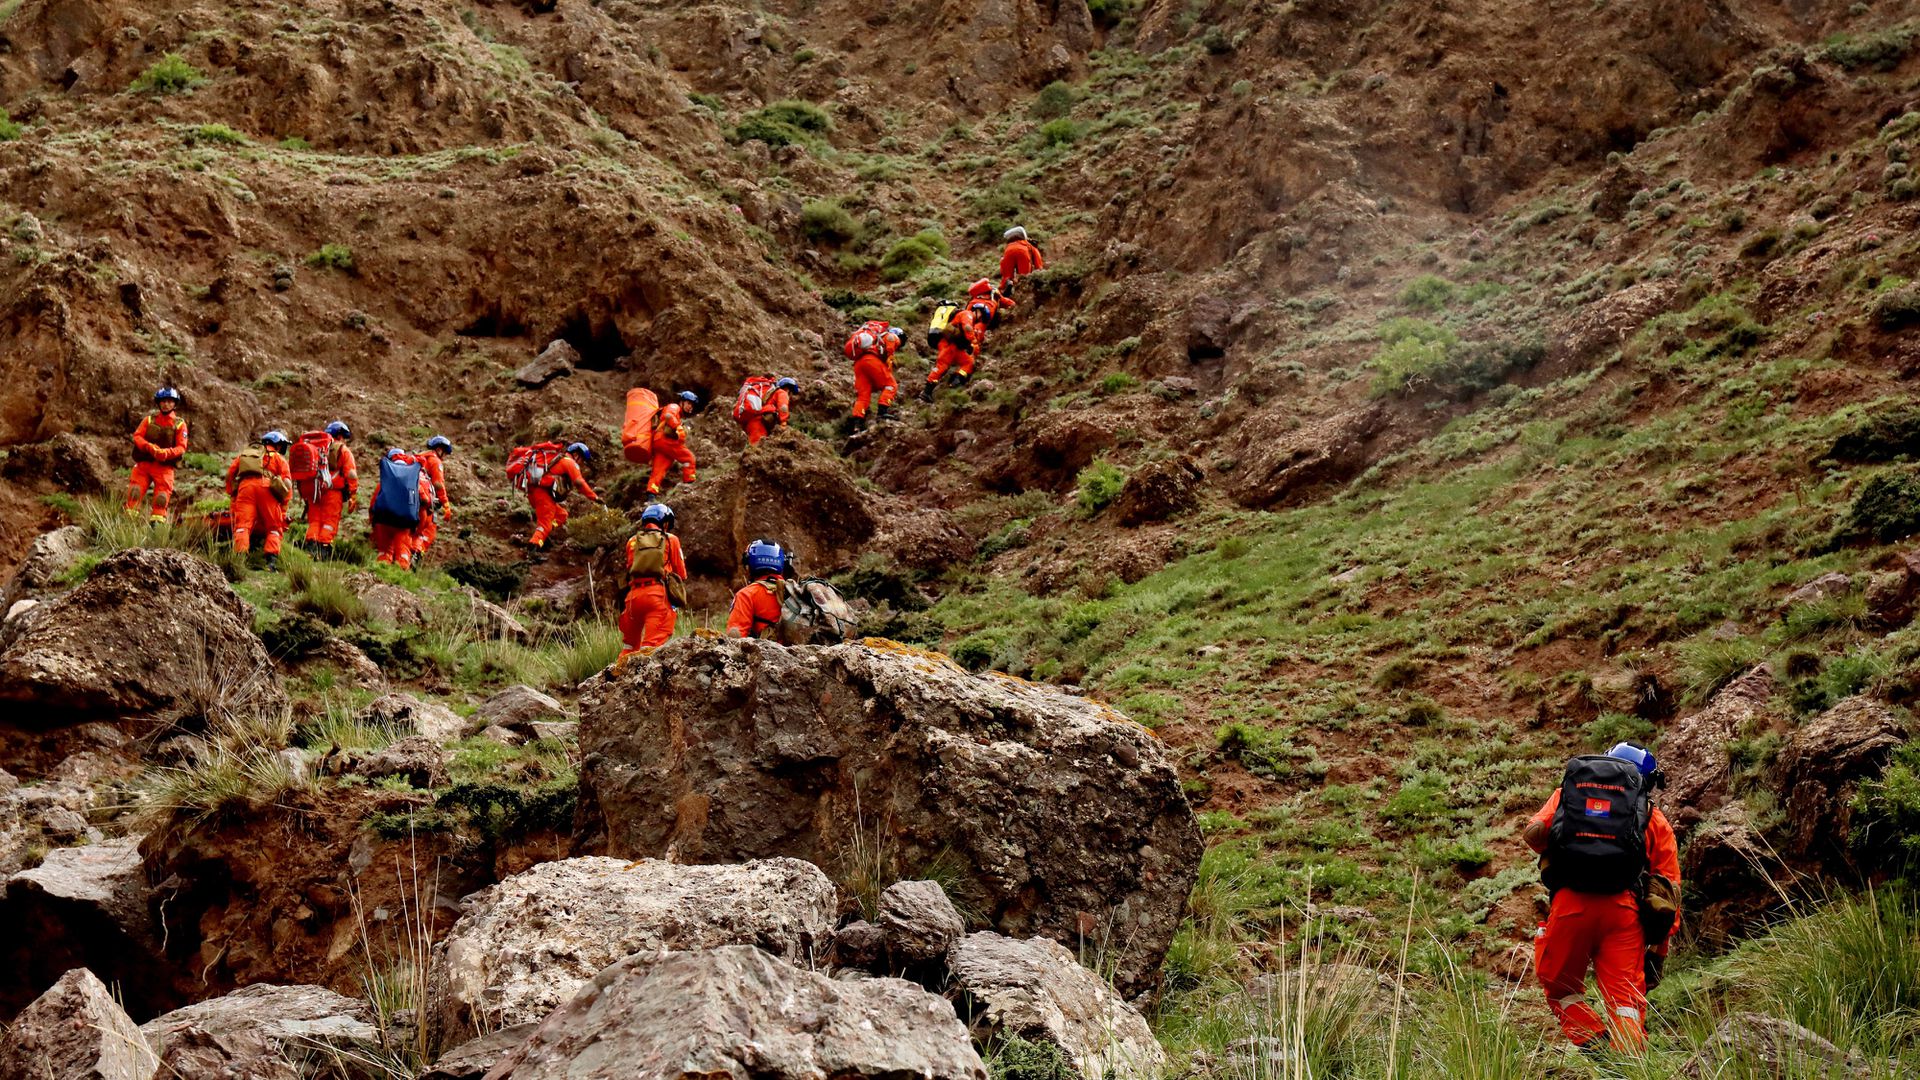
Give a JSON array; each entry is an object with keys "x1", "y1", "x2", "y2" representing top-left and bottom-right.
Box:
[
  {"x1": 1074, "y1": 460, "x2": 1126, "y2": 516},
  {"x1": 1840, "y1": 466, "x2": 1920, "y2": 544},
  {"x1": 1030, "y1": 81, "x2": 1078, "y2": 120},
  {"x1": 1826, "y1": 405, "x2": 1920, "y2": 462},
  {"x1": 800, "y1": 199, "x2": 859, "y2": 244},
  {"x1": 1874, "y1": 284, "x2": 1920, "y2": 330},
  {"x1": 131, "y1": 53, "x2": 203, "y2": 94},
  {"x1": 1398, "y1": 274, "x2": 1457, "y2": 311},
  {"x1": 733, "y1": 99, "x2": 831, "y2": 146},
  {"x1": 304, "y1": 243, "x2": 355, "y2": 272},
  {"x1": 1033, "y1": 118, "x2": 1082, "y2": 148},
  {"x1": 448, "y1": 558, "x2": 526, "y2": 601},
  {"x1": 0, "y1": 111, "x2": 20, "y2": 141},
  {"x1": 879, "y1": 230, "x2": 948, "y2": 281}
]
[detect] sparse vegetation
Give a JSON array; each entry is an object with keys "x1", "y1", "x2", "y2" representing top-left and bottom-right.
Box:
[
  {"x1": 734, "y1": 99, "x2": 832, "y2": 146},
  {"x1": 305, "y1": 243, "x2": 356, "y2": 272},
  {"x1": 1074, "y1": 460, "x2": 1127, "y2": 516},
  {"x1": 131, "y1": 53, "x2": 204, "y2": 94},
  {"x1": 800, "y1": 199, "x2": 860, "y2": 244}
]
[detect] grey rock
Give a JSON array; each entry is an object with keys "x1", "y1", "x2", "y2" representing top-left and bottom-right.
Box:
[
  {"x1": 879, "y1": 879, "x2": 966, "y2": 964},
  {"x1": 4, "y1": 598, "x2": 38, "y2": 626},
  {"x1": 352, "y1": 574, "x2": 427, "y2": 627},
  {"x1": 485, "y1": 946, "x2": 986, "y2": 1080},
  {"x1": 461, "y1": 587, "x2": 531, "y2": 643},
  {"x1": 946, "y1": 932, "x2": 1165, "y2": 1080},
  {"x1": 514, "y1": 339, "x2": 580, "y2": 388},
  {"x1": 576, "y1": 638, "x2": 1200, "y2": 996},
  {"x1": 0, "y1": 967, "x2": 157, "y2": 1080},
  {"x1": 289, "y1": 638, "x2": 386, "y2": 693},
  {"x1": 832, "y1": 919, "x2": 888, "y2": 971},
  {"x1": 527, "y1": 720, "x2": 576, "y2": 742},
  {"x1": 1680, "y1": 1012, "x2": 1868, "y2": 1079},
  {"x1": 475, "y1": 685, "x2": 568, "y2": 735},
  {"x1": 0, "y1": 548, "x2": 285, "y2": 726},
  {"x1": 1783, "y1": 571, "x2": 1854, "y2": 607},
  {"x1": 0, "y1": 837, "x2": 184, "y2": 1021},
  {"x1": 357, "y1": 693, "x2": 467, "y2": 743},
  {"x1": 426, "y1": 855, "x2": 837, "y2": 1047},
  {"x1": 420, "y1": 1024, "x2": 537, "y2": 1080},
  {"x1": 1659, "y1": 665, "x2": 1779, "y2": 839},
  {"x1": 1775, "y1": 696, "x2": 1908, "y2": 861},
  {"x1": 479, "y1": 724, "x2": 525, "y2": 746},
  {"x1": 1, "y1": 525, "x2": 88, "y2": 608},
  {"x1": 139, "y1": 984, "x2": 377, "y2": 1080},
  {"x1": 324, "y1": 735, "x2": 446, "y2": 788}
]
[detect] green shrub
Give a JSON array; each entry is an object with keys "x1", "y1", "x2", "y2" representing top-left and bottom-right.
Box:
[
  {"x1": 1366, "y1": 319, "x2": 1458, "y2": 396},
  {"x1": 1730, "y1": 887, "x2": 1920, "y2": 1053},
  {"x1": 1823, "y1": 26, "x2": 1918, "y2": 71},
  {"x1": 1074, "y1": 460, "x2": 1126, "y2": 516},
  {"x1": 1581, "y1": 711, "x2": 1655, "y2": 749},
  {"x1": 548, "y1": 622, "x2": 621, "y2": 686},
  {"x1": 0, "y1": 112, "x2": 20, "y2": 141},
  {"x1": 1875, "y1": 284, "x2": 1920, "y2": 330},
  {"x1": 977, "y1": 519, "x2": 1033, "y2": 560},
  {"x1": 951, "y1": 633, "x2": 998, "y2": 671},
  {"x1": 1854, "y1": 744, "x2": 1920, "y2": 876},
  {"x1": 1033, "y1": 118, "x2": 1082, "y2": 148},
  {"x1": 1098, "y1": 372, "x2": 1138, "y2": 395},
  {"x1": 734, "y1": 99, "x2": 831, "y2": 146},
  {"x1": 987, "y1": 1035, "x2": 1072, "y2": 1080},
  {"x1": 1398, "y1": 274, "x2": 1457, "y2": 311},
  {"x1": 800, "y1": 199, "x2": 859, "y2": 244},
  {"x1": 304, "y1": 243, "x2": 355, "y2": 272},
  {"x1": 131, "y1": 53, "x2": 204, "y2": 94},
  {"x1": 1030, "y1": 81, "x2": 1078, "y2": 120},
  {"x1": 1085, "y1": 0, "x2": 1137, "y2": 27},
  {"x1": 1827, "y1": 405, "x2": 1920, "y2": 462},
  {"x1": 1373, "y1": 658, "x2": 1424, "y2": 690},
  {"x1": 187, "y1": 124, "x2": 247, "y2": 146},
  {"x1": 1677, "y1": 633, "x2": 1761, "y2": 703},
  {"x1": 1215, "y1": 536, "x2": 1250, "y2": 560},
  {"x1": 879, "y1": 230, "x2": 947, "y2": 281},
  {"x1": 1842, "y1": 466, "x2": 1920, "y2": 544}
]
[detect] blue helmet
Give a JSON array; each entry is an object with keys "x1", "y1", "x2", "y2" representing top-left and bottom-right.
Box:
[
  {"x1": 744, "y1": 539, "x2": 790, "y2": 577},
  {"x1": 427, "y1": 435, "x2": 453, "y2": 453},
  {"x1": 154, "y1": 387, "x2": 181, "y2": 404},
  {"x1": 774, "y1": 377, "x2": 800, "y2": 393},
  {"x1": 260, "y1": 430, "x2": 289, "y2": 448},
  {"x1": 677, "y1": 390, "x2": 701, "y2": 410},
  {"x1": 1607, "y1": 743, "x2": 1657, "y2": 776},
  {"x1": 566, "y1": 441, "x2": 591, "y2": 463},
  {"x1": 641, "y1": 502, "x2": 675, "y2": 530},
  {"x1": 326, "y1": 420, "x2": 351, "y2": 439}
]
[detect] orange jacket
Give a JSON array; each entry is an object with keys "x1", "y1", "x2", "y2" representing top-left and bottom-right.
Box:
[
  {"x1": 329, "y1": 443, "x2": 358, "y2": 495},
  {"x1": 948, "y1": 307, "x2": 987, "y2": 354},
  {"x1": 727, "y1": 577, "x2": 785, "y2": 638},
  {"x1": 653, "y1": 402, "x2": 690, "y2": 443},
  {"x1": 544, "y1": 453, "x2": 599, "y2": 502},
  {"x1": 999, "y1": 238, "x2": 1044, "y2": 280},
  {"x1": 765, "y1": 387, "x2": 791, "y2": 423},
  {"x1": 1530, "y1": 790, "x2": 1681, "y2": 936},
  {"x1": 626, "y1": 527, "x2": 687, "y2": 579},
  {"x1": 844, "y1": 324, "x2": 900, "y2": 365},
  {"x1": 226, "y1": 447, "x2": 291, "y2": 497},
  {"x1": 421, "y1": 452, "x2": 449, "y2": 506},
  {"x1": 132, "y1": 413, "x2": 189, "y2": 464}
]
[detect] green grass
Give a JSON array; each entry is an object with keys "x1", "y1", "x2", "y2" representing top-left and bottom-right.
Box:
[
  {"x1": 304, "y1": 243, "x2": 355, "y2": 272},
  {"x1": 0, "y1": 111, "x2": 20, "y2": 141},
  {"x1": 734, "y1": 99, "x2": 832, "y2": 146},
  {"x1": 130, "y1": 53, "x2": 204, "y2": 94}
]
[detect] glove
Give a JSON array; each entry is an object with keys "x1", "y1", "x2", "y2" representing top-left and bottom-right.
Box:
[
  {"x1": 1643, "y1": 949, "x2": 1665, "y2": 992},
  {"x1": 442, "y1": 505, "x2": 454, "y2": 521}
]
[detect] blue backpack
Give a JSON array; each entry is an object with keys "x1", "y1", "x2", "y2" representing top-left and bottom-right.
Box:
[{"x1": 372, "y1": 452, "x2": 423, "y2": 527}]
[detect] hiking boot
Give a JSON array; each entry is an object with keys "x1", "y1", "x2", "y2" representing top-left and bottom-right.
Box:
[
  {"x1": 919, "y1": 382, "x2": 936, "y2": 403},
  {"x1": 877, "y1": 404, "x2": 897, "y2": 424},
  {"x1": 263, "y1": 553, "x2": 280, "y2": 571}
]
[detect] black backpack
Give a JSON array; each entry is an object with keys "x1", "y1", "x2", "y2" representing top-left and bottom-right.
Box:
[{"x1": 1542, "y1": 755, "x2": 1651, "y2": 895}]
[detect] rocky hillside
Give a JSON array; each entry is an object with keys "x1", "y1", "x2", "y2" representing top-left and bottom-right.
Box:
[{"x1": 4, "y1": 0, "x2": 1920, "y2": 1076}]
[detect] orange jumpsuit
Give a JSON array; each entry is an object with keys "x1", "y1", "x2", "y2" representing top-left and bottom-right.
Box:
[
  {"x1": 929, "y1": 306, "x2": 987, "y2": 385},
  {"x1": 368, "y1": 466, "x2": 431, "y2": 568},
  {"x1": 415, "y1": 452, "x2": 450, "y2": 556},
  {"x1": 126, "y1": 412, "x2": 188, "y2": 521},
  {"x1": 998, "y1": 238, "x2": 1044, "y2": 294},
  {"x1": 305, "y1": 443, "x2": 357, "y2": 546},
  {"x1": 1530, "y1": 791, "x2": 1681, "y2": 1051},
  {"x1": 618, "y1": 527, "x2": 688, "y2": 656},
  {"x1": 225, "y1": 449, "x2": 292, "y2": 555},
  {"x1": 741, "y1": 387, "x2": 792, "y2": 445},
  {"x1": 726, "y1": 576, "x2": 786, "y2": 638},
  {"x1": 647, "y1": 404, "x2": 698, "y2": 494},
  {"x1": 846, "y1": 326, "x2": 898, "y2": 419},
  {"x1": 528, "y1": 454, "x2": 599, "y2": 548}
]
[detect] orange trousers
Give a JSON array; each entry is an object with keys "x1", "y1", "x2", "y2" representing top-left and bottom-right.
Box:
[
  {"x1": 852, "y1": 356, "x2": 896, "y2": 417},
  {"x1": 618, "y1": 581, "x2": 676, "y2": 656},
  {"x1": 371, "y1": 521, "x2": 415, "y2": 566},
  {"x1": 1535, "y1": 889, "x2": 1648, "y2": 1050},
  {"x1": 647, "y1": 440, "x2": 696, "y2": 493},
  {"x1": 929, "y1": 342, "x2": 975, "y2": 384},
  {"x1": 415, "y1": 511, "x2": 438, "y2": 556},
  {"x1": 741, "y1": 415, "x2": 782, "y2": 445},
  {"x1": 125, "y1": 462, "x2": 176, "y2": 519},
  {"x1": 529, "y1": 488, "x2": 568, "y2": 547},
  {"x1": 231, "y1": 480, "x2": 286, "y2": 555},
  {"x1": 305, "y1": 489, "x2": 346, "y2": 544}
]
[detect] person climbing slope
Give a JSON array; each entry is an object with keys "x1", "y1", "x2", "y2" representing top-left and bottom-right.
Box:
[
  {"x1": 648, "y1": 392, "x2": 701, "y2": 495},
  {"x1": 618, "y1": 503, "x2": 688, "y2": 657},
  {"x1": 225, "y1": 431, "x2": 293, "y2": 568},
  {"x1": 369, "y1": 448, "x2": 429, "y2": 568},
  {"x1": 1523, "y1": 742, "x2": 1681, "y2": 1055},
  {"x1": 304, "y1": 420, "x2": 358, "y2": 555},
  {"x1": 414, "y1": 436, "x2": 455, "y2": 559},
  {"x1": 922, "y1": 298, "x2": 986, "y2": 401},
  {"x1": 509, "y1": 440, "x2": 601, "y2": 549},
  {"x1": 967, "y1": 277, "x2": 1013, "y2": 327},
  {"x1": 126, "y1": 387, "x2": 189, "y2": 525},
  {"x1": 735, "y1": 376, "x2": 799, "y2": 445},
  {"x1": 846, "y1": 320, "x2": 902, "y2": 429},
  {"x1": 727, "y1": 539, "x2": 791, "y2": 638},
  {"x1": 998, "y1": 226, "x2": 1045, "y2": 295}
]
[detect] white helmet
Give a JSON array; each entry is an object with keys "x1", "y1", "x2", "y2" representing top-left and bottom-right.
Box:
[{"x1": 1003, "y1": 225, "x2": 1027, "y2": 241}]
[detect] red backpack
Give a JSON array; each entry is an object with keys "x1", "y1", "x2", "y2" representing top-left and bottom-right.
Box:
[
  {"x1": 288, "y1": 431, "x2": 332, "y2": 504},
  {"x1": 505, "y1": 442, "x2": 564, "y2": 494},
  {"x1": 734, "y1": 376, "x2": 777, "y2": 421}
]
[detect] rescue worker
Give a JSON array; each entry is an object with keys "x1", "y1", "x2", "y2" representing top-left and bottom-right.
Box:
[
  {"x1": 126, "y1": 387, "x2": 189, "y2": 524},
  {"x1": 922, "y1": 297, "x2": 987, "y2": 401},
  {"x1": 618, "y1": 503, "x2": 687, "y2": 657},
  {"x1": 369, "y1": 448, "x2": 427, "y2": 568},
  {"x1": 1523, "y1": 742, "x2": 1680, "y2": 1054},
  {"x1": 727, "y1": 539, "x2": 791, "y2": 639},
  {"x1": 738, "y1": 376, "x2": 799, "y2": 445},
  {"x1": 968, "y1": 277, "x2": 1013, "y2": 327},
  {"x1": 529, "y1": 441, "x2": 602, "y2": 548},
  {"x1": 846, "y1": 321, "x2": 902, "y2": 429},
  {"x1": 414, "y1": 436, "x2": 455, "y2": 559},
  {"x1": 226, "y1": 431, "x2": 293, "y2": 569},
  {"x1": 998, "y1": 226, "x2": 1045, "y2": 295},
  {"x1": 647, "y1": 391, "x2": 701, "y2": 496},
  {"x1": 304, "y1": 420, "x2": 358, "y2": 555}
]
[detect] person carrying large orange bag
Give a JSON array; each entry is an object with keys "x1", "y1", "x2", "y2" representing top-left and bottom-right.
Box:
[
  {"x1": 646, "y1": 392, "x2": 701, "y2": 495},
  {"x1": 303, "y1": 420, "x2": 358, "y2": 554},
  {"x1": 845, "y1": 321, "x2": 902, "y2": 430}
]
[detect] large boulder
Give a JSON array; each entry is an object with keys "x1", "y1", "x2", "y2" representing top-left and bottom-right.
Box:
[
  {"x1": 474, "y1": 685, "x2": 569, "y2": 735},
  {"x1": 426, "y1": 855, "x2": 837, "y2": 1048},
  {"x1": 1773, "y1": 696, "x2": 1908, "y2": 863},
  {"x1": 514, "y1": 339, "x2": 580, "y2": 388},
  {"x1": 0, "y1": 524, "x2": 88, "y2": 608},
  {"x1": 1678, "y1": 805, "x2": 1795, "y2": 946},
  {"x1": 0, "y1": 548, "x2": 284, "y2": 726},
  {"x1": 139, "y1": 984, "x2": 377, "y2": 1080},
  {"x1": 1659, "y1": 665, "x2": 1782, "y2": 839},
  {"x1": 0, "y1": 967, "x2": 157, "y2": 1080},
  {"x1": 1111, "y1": 456, "x2": 1204, "y2": 526},
  {"x1": 878, "y1": 879, "x2": 966, "y2": 966},
  {"x1": 575, "y1": 638, "x2": 1201, "y2": 996},
  {"x1": 1679, "y1": 1012, "x2": 1870, "y2": 1079},
  {"x1": 945, "y1": 933, "x2": 1165, "y2": 1080},
  {"x1": 485, "y1": 946, "x2": 987, "y2": 1080},
  {"x1": 357, "y1": 692, "x2": 467, "y2": 743},
  {"x1": 0, "y1": 837, "x2": 185, "y2": 1022},
  {"x1": 420, "y1": 1024, "x2": 538, "y2": 1080}
]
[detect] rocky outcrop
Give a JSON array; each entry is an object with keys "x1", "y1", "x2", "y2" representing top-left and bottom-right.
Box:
[
  {"x1": 1679, "y1": 1012, "x2": 1870, "y2": 1079},
  {"x1": 0, "y1": 837, "x2": 184, "y2": 1023},
  {"x1": 1678, "y1": 805, "x2": 1794, "y2": 947},
  {"x1": 514, "y1": 338, "x2": 580, "y2": 387},
  {"x1": 1660, "y1": 665, "x2": 1781, "y2": 839},
  {"x1": 485, "y1": 946, "x2": 987, "y2": 1080},
  {"x1": 878, "y1": 879, "x2": 967, "y2": 966},
  {"x1": 357, "y1": 692, "x2": 467, "y2": 743},
  {"x1": 575, "y1": 638, "x2": 1201, "y2": 996},
  {"x1": 1230, "y1": 403, "x2": 1391, "y2": 509},
  {"x1": 474, "y1": 685, "x2": 569, "y2": 735},
  {"x1": 1774, "y1": 696, "x2": 1908, "y2": 863},
  {"x1": 420, "y1": 1024, "x2": 538, "y2": 1080},
  {"x1": 0, "y1": 967, "x2": 157, "y2": 1080},
  {"x1": 139, "y1": 984, "x2": 377, "y2": 1080},
  {"x1": 1112, "y1": 456, "x2": 1204, "y2": 526},
  {"x1": 946, "y1": 933, "x2": 1165, "y2": 1080},
  {"x1": 321, "y1": 734, "x2": 447, "y2": 788},
  {"x1": 0, "y1": 548, "x2": 283, "y2": 727},
  {"x1": 426, "y1": 855, "x2": 837, "y2": 1048},
  {"x1": 0, "y1": 524, "x2": 87, "y2": 608}
]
